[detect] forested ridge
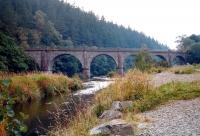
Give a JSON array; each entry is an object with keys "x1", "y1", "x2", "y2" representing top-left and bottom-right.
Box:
[{"x1": 0, "y1": 0, "x2": 168, "y2": 50}]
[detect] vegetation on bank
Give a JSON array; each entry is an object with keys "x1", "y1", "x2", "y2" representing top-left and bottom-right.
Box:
[
  {"x1": 0, "y1": 73, "x2": 83, "y2": 104},
  {"x1": 177, "y1": 34, "x2": 200, "y2": 64},
  {"x1": 0, "y1": 80, "x2": 28, "y2": 136},
  {"x1": 169, "y1": 64, "x2": 200, "y2": 74},
  {"x1": 0, "y1": 73, "x2": 82, "y2": 135},
  {"x1": 0, "y1": 32, "x2": 38, "y2": 72},
  {"x1": 51, "y1": 70, "x2": 200, "y2": 136}
]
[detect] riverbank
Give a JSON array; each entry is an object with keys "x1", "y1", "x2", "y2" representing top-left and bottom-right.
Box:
[
  {"x1": 0, "y1": 72, "x2": 83, "y2": 103},
  {"x1": 51, "y1": 69, "x2": 200, "y2": 136},
  {"x1": 0, "y1": 72, "x2": 83, "y2": 135}
]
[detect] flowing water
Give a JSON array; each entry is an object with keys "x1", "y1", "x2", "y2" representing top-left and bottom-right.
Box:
[{"x1": 17, "y1": 77, "x2": 113, "y2": 135}]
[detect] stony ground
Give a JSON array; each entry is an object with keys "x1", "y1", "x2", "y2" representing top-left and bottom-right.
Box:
[
  {"x1": 151, "y1": 72, "x2": 200, "y2": 87},
  {"x1": 136, "y1": 72, "x2": 200, "y2": 136},
  {"x1": 136, "y1": 98, "x2": 200, "y2": 136}
]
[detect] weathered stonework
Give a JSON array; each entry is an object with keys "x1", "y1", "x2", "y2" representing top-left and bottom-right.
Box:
[{"x1": 25, "y1": 48, "x2": 186, "y2": 78}]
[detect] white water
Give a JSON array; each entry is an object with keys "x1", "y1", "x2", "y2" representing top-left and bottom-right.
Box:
[{"x1": 75, "y1": 77, "x2": 113, "y2": 95}]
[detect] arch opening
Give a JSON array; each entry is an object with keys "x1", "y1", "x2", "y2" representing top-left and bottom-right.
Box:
[
  {"x1": 153, "y1": 55, "x2": 169, "y2": 67},
  {"x1": 51, "y1": 54, "x2": 83, "y2": 77},
  {"x1": 153, "y1": 55, "x2": 167, "y2": 62},
  {"x1": 123, "y1": 55, "x2": 136, "y2": 71},
  {"x1": 90, "y1": 54, "x2": 117, "y2": 77},
  {"x1": 172, "y1": 56, "x2": 186, "y2": 65}
]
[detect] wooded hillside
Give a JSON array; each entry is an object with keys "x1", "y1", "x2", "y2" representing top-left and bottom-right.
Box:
[{"x1": 0, "y1": 0, "x2": 168, "y2": 50}]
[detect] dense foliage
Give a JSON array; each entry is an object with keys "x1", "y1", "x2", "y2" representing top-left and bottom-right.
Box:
[
  {"x1": 91, "y1": 55, "x2": 117, "y2": 76},
  {"x1": 0, "y1": 0, "x2": 167, "y2": 50},
  {"x1": 0, "y1": 32, "x2": 38, "y2": 72},
  {"x1": 52, "y1": 55, "x2": 82, "y2": 77},
  {"x1": 177, "y1": 34, "x2": 200, "y2": 64}
]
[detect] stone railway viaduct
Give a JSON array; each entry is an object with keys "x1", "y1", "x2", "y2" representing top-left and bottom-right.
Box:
[{"x1": 25, "y1": 48, "x2": 186, "y2": 78}]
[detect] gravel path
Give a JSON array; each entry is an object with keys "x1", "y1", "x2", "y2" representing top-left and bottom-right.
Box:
[
  {"x1": 136, "y1": 73, "x2": 200, "y2": 136},
  {"x1": 136, "y1": 98, "x2": 200, "y2": 136},
  {"x1": 151, "y1": 72, "x2": 200, "y2": 87}
]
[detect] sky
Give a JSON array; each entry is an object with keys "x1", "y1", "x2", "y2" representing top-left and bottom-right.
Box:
[{"x1": 66, "y1": 0, "x2": 200, "y2": 49}]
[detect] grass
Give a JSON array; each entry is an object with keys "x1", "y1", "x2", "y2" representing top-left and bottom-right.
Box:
[
  {"x1": 147, "y1": 66, "x2": 167, "y2": 74},
  {"x1": 51, "y1": 69, "x2": 200, "y2": 136},
  {"x1": 0, "y1": 72, "x2": 83, "y2": 104},
  {"x1": 169, "y1": 65, "x2": 197, "y2": 74},
  {"x1": 133, "y1": 81, "x2": 200, "y2": 112}
]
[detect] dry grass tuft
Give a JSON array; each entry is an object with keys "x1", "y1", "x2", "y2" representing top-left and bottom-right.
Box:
[
  {"x1": 0, "y1": 72, "x2": 83, "y2": 103},
  {"x1": 0, "y1": 123, "x2": 7, "y2": 136},
  {"x1": 94, "y1": 70, "x2": 151, "y2": 112}
]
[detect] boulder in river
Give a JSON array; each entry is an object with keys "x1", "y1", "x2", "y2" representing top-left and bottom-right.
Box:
[
  {"x1": 89, "y1": 119, "x2": 134, "y2": 136},
  {"x1": 99, "y1": 110, "x2": 122, "y2": 120}
]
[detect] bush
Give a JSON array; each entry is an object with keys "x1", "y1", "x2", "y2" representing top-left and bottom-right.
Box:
[{"x1": 135, "y1": 50, "x2": 154, "y2": 71}]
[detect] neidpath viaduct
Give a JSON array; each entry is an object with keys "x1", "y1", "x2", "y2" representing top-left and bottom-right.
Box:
[{"x1": 25, "y1": 48, "x2": 186, "y2": 78}]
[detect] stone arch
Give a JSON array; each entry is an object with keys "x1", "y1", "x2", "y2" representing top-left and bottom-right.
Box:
[
  {"x1": 90, "y1": 54, "x2": 118, "y2": 76},
  {"x1": 48, "y1": 53, "x2": 83, "y2": 73},
  {"x1": 172, "y1": 55, "x2": 186, "y2": 65},
  {"x1": 153, "y1": 55, "x2": 167, "y2": 62}
]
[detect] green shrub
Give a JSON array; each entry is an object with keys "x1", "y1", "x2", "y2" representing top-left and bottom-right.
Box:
[
  {"x1": 0, "y1": 79, "x2": 28, "y2": 136},
  {"x1": 135, "y1": 50, "x2": 154, "y2": 71}
]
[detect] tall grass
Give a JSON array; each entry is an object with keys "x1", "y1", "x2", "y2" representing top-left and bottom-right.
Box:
[
  {"x1": 94, "y1": 70, "x2": 151, "y2": 115},
  {"x1": 0, "y1": 73, "x2": 83, "y2": 104}
]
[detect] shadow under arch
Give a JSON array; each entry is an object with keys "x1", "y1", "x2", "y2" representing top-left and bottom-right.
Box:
[
  {"x1": 50, "y1": 54, "x2": 83, "y2": 77},
  {"x1": 123, "y1": 55, "x2": 137, "y2": 71},
  {"x1": 172, "y1": 55, "x2": 186, "y2": 65},
  {"x1": 90, "y1": 54, "x2": 117, "y2": 77},
  {"x1": 153, "y1": 55, "x2": 167, "y2": 62}
]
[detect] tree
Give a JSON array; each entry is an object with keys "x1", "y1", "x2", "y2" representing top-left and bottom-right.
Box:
[
  {"x1": 187, "y1": 43, "x2": 200, "y2": 63},
  {"x1": 0, "y1": 32, "x2": 38, "y2": 72},
  {"x1": 52, "y1": 55, "x2": 82, "y2": 77},
  {"x1": 177, "y1": 34, "x2": 200, "y2": 64},
  {"x1": 135, "y1": 50, "x2": 153, "y2": 71}
]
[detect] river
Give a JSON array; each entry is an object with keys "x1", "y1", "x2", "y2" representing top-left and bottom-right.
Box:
[{"x1": 19, "y1": 77, "x2": 113, "y2": 135}]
